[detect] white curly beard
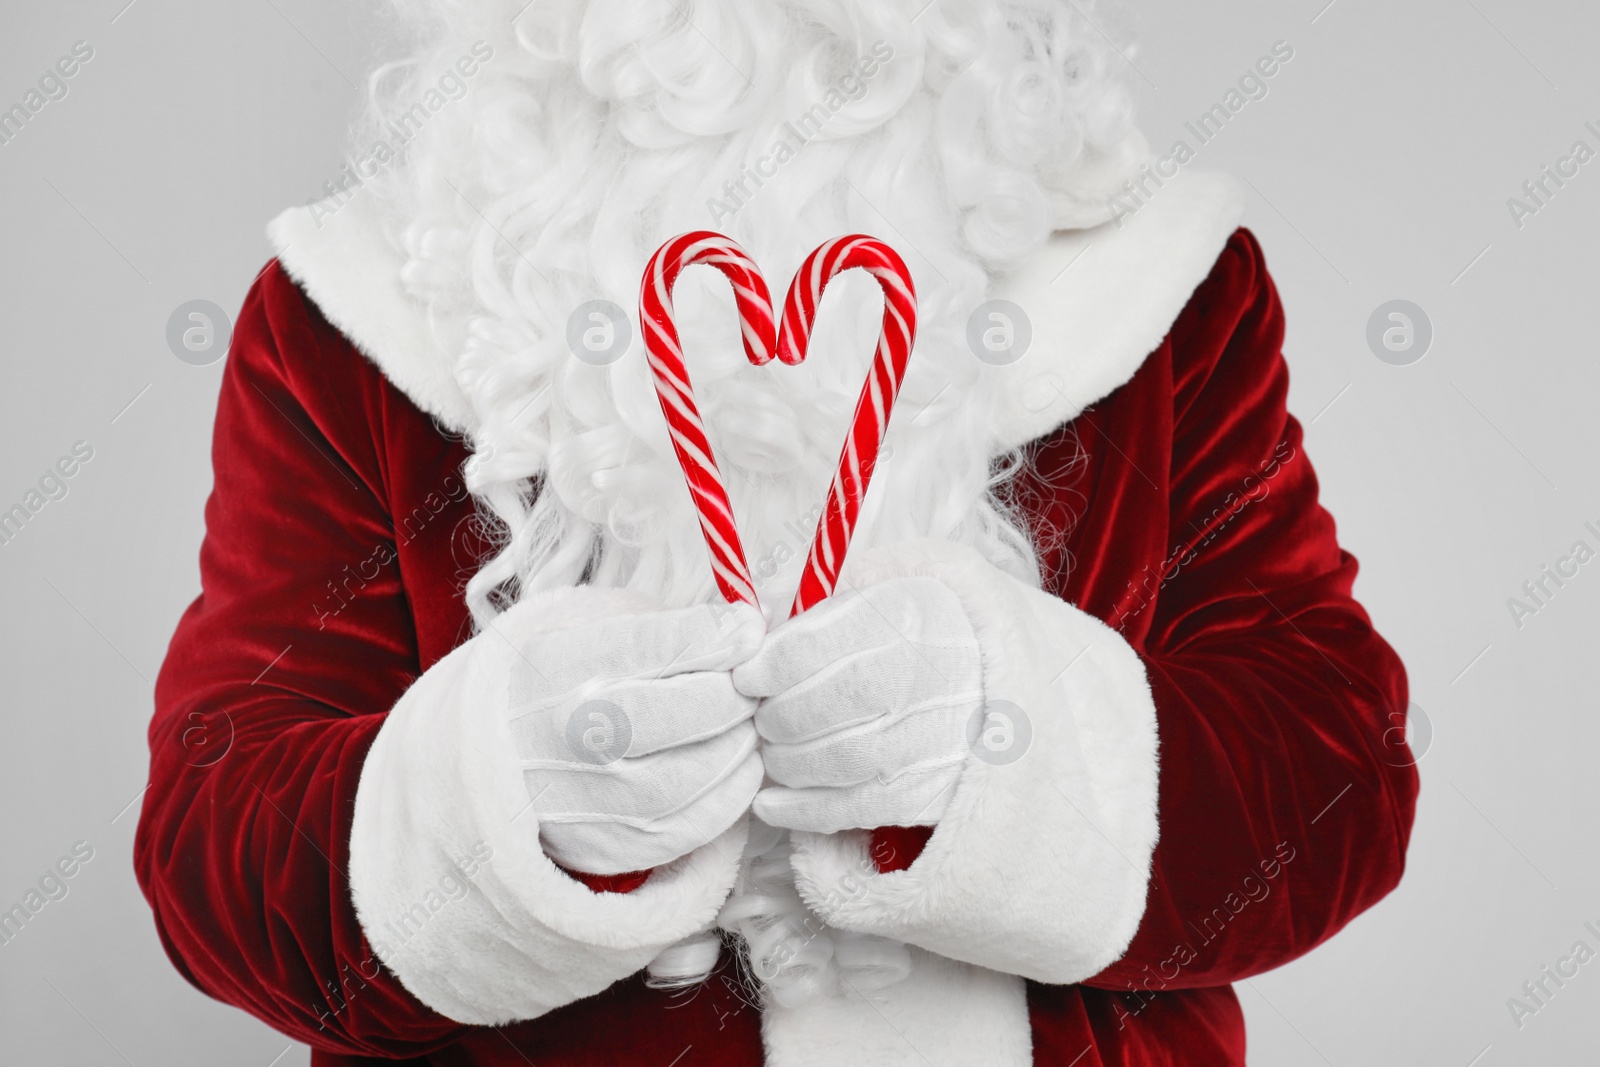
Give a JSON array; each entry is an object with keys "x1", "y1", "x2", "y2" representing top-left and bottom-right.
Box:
[{"x1": 351, "y1": 0, "x2": 1145, "y2": 1001}]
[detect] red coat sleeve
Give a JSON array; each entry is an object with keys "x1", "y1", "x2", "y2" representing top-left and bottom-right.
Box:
[
  {"x1": 133, "y1": 263, "x2": 469, "y2": 1057},
  {"x1": 1085, "y1": 230, "x2": 1419, "y2": 991}
]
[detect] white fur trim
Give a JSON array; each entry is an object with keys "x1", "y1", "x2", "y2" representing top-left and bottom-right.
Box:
[
  {"x1": 267, "y1": 172, "x2": 1242, "y2": 452},
  {"x1": 788, "y1": 540, "x2": 1160, "y2": 984},
  {"x1": 267, "y1": 199, "x2": 475, "y2": 432},
  {"x1": 347, "y1": 586, "x2": 747, "y2": 1025},
  {"x1": 760, "y1": 946, "x2": 1031, "y2": 1067},
  {"x1": 985, "y1": 170, "x2": 1245, "y2": 453}
]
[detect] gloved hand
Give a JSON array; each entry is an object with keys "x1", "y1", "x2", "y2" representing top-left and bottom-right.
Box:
[
  {"x1": 732, "y1": 576, "x2": 984, "y2": 835},
  {"x1": 349, "y1": 585, "x2": 768, "y2": 1023},
  {"x1": 507, "y1": 592, "x2": 767, "y2": 876}
]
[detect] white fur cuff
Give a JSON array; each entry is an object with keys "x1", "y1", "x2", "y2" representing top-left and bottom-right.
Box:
[
  {"x1": 347, "y1": 588, "x2": 748, "y2": 1025},
  {"x1": 788, "y1": 541, "x2": 1159, "y2": 984}
]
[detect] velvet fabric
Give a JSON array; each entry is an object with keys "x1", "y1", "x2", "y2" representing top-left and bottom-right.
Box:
[{"x1": 134, "y1": 229, "x2": 1418, "y2": 1065}]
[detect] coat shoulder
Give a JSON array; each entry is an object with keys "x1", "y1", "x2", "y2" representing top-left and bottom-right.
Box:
[{"x1": 1164, "y1": 227, "x2": 1287, "y2": 428}]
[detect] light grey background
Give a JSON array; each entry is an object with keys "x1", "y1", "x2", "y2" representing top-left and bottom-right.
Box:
[{"x1": 2, "y1": 1, "x2": 1596, "y2": 1064}]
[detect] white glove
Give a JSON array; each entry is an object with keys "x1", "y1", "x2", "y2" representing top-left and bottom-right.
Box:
[
  {"x1": 732, "y1": 576, "x2": 984, "y2": 834},
  {"x1": 507, "y1": 592, "x2": 766, "y2": 876},
  {"x1": 349, "y1": 585, "x2": 763, "y2": 1024}
]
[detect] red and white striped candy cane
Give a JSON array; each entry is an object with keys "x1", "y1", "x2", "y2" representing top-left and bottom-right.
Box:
[
  {"x1": 779, "y1": 236, "x2": 920, "y2": 878},
  {"x1": 639, "y1": 231, "x2": 777, "y2": 607},
  {"x1": 778, "y1": 235, "x2": 917, "y2": 618},
  {"x1": 640, "y1": 232, "x2": 915, "y2": 619}
]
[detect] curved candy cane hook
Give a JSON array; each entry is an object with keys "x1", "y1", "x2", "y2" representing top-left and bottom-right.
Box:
[
  {"x1": 639, "y1": 231, "x2": 778, "y2": 606},
  {"x1": 776, "y1": 235, "x2": 917, "y2": 617}
]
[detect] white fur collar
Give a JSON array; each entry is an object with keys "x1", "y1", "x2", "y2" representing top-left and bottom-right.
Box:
[{"x1": 267, "y1": 172, "x2": 1243, "y2": 454}]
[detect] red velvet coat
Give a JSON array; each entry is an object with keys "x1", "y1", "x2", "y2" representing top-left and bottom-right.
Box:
[{"x1": 134, "y1": 229, "x2": 1418, "y2": 1065}]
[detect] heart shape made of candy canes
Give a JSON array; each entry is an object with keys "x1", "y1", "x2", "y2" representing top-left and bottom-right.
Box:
[{"x1": 638, "y1": 231, "x2": 917, "y2": 621}]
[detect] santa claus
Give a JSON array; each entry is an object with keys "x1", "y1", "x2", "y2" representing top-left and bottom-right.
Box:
[{"x1": 134, "y1": 1, "x2": 1419, "y2": 1064}]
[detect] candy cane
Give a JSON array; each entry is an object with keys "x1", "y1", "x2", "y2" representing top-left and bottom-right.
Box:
[
  {"x1": 778, "y1": 235, "x2": 917, "y2": 617},
  {"x1": 639, "y1": 231, "x2": 777, "y2": 607},
  {"x1": 640, "y1": 232, "x2": 916, "y2": 619},
  {"x1": 643, "y1": 234, "x2": 919, "y2": 892}
]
